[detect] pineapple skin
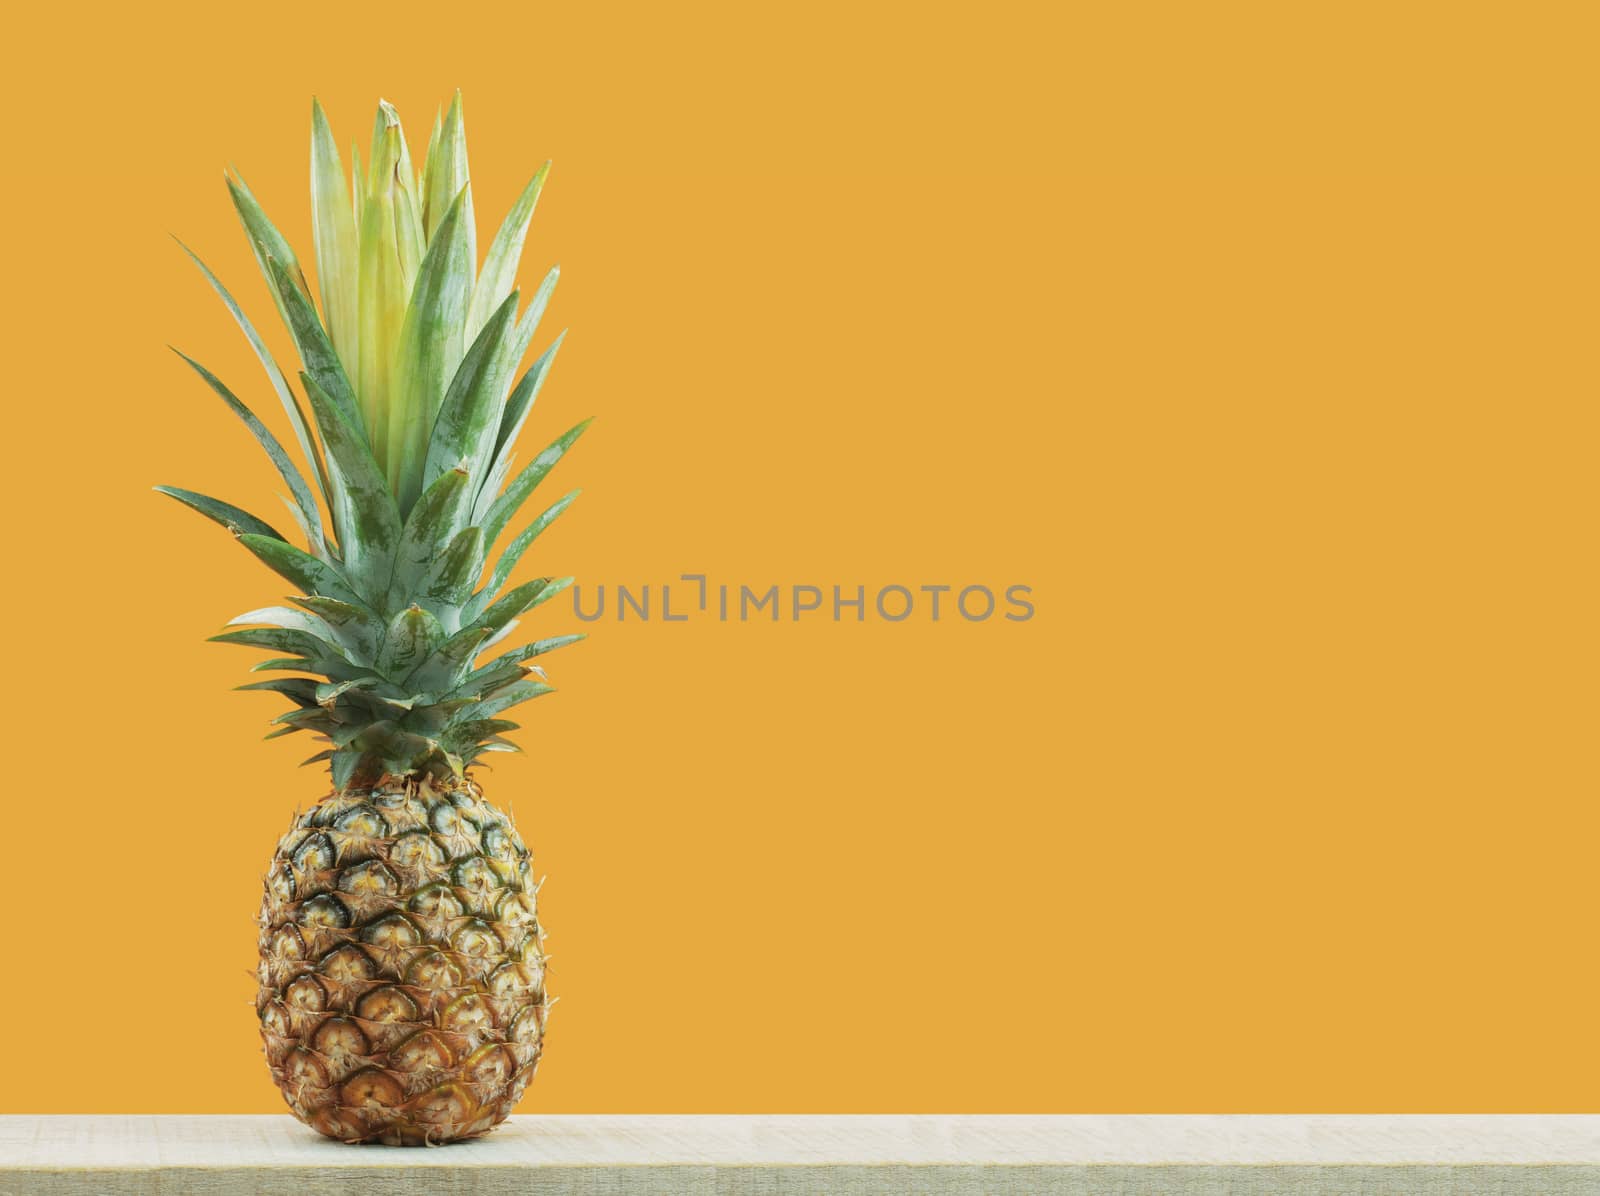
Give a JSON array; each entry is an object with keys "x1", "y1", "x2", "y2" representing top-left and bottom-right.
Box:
[{"x1": 258, "y1": 775, "x2": 546, "y2": 1145}]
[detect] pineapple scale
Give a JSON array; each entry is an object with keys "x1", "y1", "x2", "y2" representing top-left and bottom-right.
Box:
[{"x1": 257, "y1": 775, "x2": 546, "y2": 1145}]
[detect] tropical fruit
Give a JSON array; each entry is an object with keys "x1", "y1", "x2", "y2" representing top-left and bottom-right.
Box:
[{"x1": 161, "y1": 93, "x2": 585, "y2": 1144}]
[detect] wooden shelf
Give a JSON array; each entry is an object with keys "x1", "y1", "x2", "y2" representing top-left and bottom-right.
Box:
[{"x1": 5, "y1": 1114, "x2": 1600, "y2": 1193}]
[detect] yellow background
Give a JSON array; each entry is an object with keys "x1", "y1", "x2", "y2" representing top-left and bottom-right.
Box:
[{"x1": 2, "y1": 1, "x2": 1597, "y2": 1112}]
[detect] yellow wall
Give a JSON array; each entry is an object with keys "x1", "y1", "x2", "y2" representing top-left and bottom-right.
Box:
[{"x1": 3, "y1": 1, "x2": 1597, "y2": 1112}]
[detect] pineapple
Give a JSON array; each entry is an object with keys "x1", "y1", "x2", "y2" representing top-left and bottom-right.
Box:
[{"x1": 159, "y1": 94, "x2": 586, "y2": 1145}]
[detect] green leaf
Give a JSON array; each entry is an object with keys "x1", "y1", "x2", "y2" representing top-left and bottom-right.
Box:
[
  {"x1": 491, "y1": 303, "x2": 563, "y2": 467},
  {"x1": 338, "y1": 687, "x2": 417, "y2": 720},
  {"x1": 226, "y1": 605, "x2": 329, "y2": 637},
  {"x1": 397, "y1": 696, "x2": 479, "y2": 737},
  {"x1": 315, "y1": 678, "x2": 374, "y2": 706},
  {"x1": 301, "y1": 373, "x2": 401, "y2": 608},
  {"x1": 475, "y1": 489, "x2": 579, "y2": 615},
  {"x1": 356, "y1": 132, "x2": 409, "y2": 467},
  {"x1": 423, "y1": 90, "x2": 474, "y2": 263},
  {"x1": 482, "y1": 416, "x2": 589, "y2": 550},
  {"x1": 419, "y1": 106, "x2": 443, "y2": 206},
  {"x1": 367, "y1": 103, "x2": 396, "y2": 188},
  {"x1": 268, "y1": 706, "x2": 320, "y2": 727},
  {"x1": 172, "y1": 350, "x2": 327, "y2": 558},
  {"x1": 451, "y1": 657, "x2": 529, "y2": 700},
  {"x1": 236, "y1": 677, "x2": 320, "y2": 706},
  {"x1": 467, "y1": 162, "x2": 550, "y2": 342},
  {"x1": 387, "y1": 467, "x2": 473, "y2": 609},
  {"x1": 267, "y1": 255, "x2": 364, "y2": 437},
  {"x1": 416, "y1": 526, "x2": 485, "y2": 626},
  {"x1": 472, "y1": 449, "x2": 516, "y2": 528},
  {"x1": 368, "y1": 100, "x2": 421, "y2": 235},
  {"x1": 480, "y1": 618, "x2": 522, "y2": 655},
  {"x1": 154, "y1": 485, "x2": 285, "y2": 541},
  {"x1": 473, "y1": 576, "x2": 564, "y2": 640},
  {"x1": 467, "y1": 295, "x2": 562, "y2": 520},
  {"x1": 379, "y1": 604, "x2": 446, "y2": 678},
  {"x1": 225, "y1": 170, "x2": 310, "y2": 326},
  {"x1": 249, "y1": 656, "x2": 315, "y2": 674},
  {"x1": 265, "y1": 719, "x2": 328, "y2": 738},
  {"x1": 209, "y1": 626, "x2": 347, "y2": 661},
  {"x1": 421, "y1": 290, "x2": 520, "y2": 499},
  {"x1": 467, "y1": 575, "x2": 572, "y2": 649},
  {"x1": 473, "y1": 633, "x2": 586, "y2": 674},
  {"x1": 330, "y1": 745, "x2": 368, "y2": 788},
  {"x1": 444, "y1": 719, "x2": 521, "y2": 751},
  {"x1": 404, "y1": 624, "x2": 494, "y2": 693},
  {"x1": 276, "y1": 494, "x2": 320, "y2": 549},
  {"x1": 310, "y1": 99, "x2": 361, "y2": 371},
  {"x1": 391, "y1": 185, "x2": 475, "y2": 515},
  {"x1": 174, "y1": 240, "x2": 331, "y2": 510},
  {"x1": 271, "y1": 706, "x2": 341, "y2": 730},
  {"x1": 237, "y1": 534, "x2": 364, "y2": 607},
  {"x1": 293, "y1": 595, "x2": 385, "y2": 661},
  {"x1": 394, "y1": 170, "x2": 426, "y2": 282},
  {"x1": 472, "y1": 680, "x2": 554, "y2": 720}
]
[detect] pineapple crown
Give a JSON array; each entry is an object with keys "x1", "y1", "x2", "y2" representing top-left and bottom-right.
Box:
[{"x1": 159, "y1": 93, "x2": 588, "y2": 791}]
